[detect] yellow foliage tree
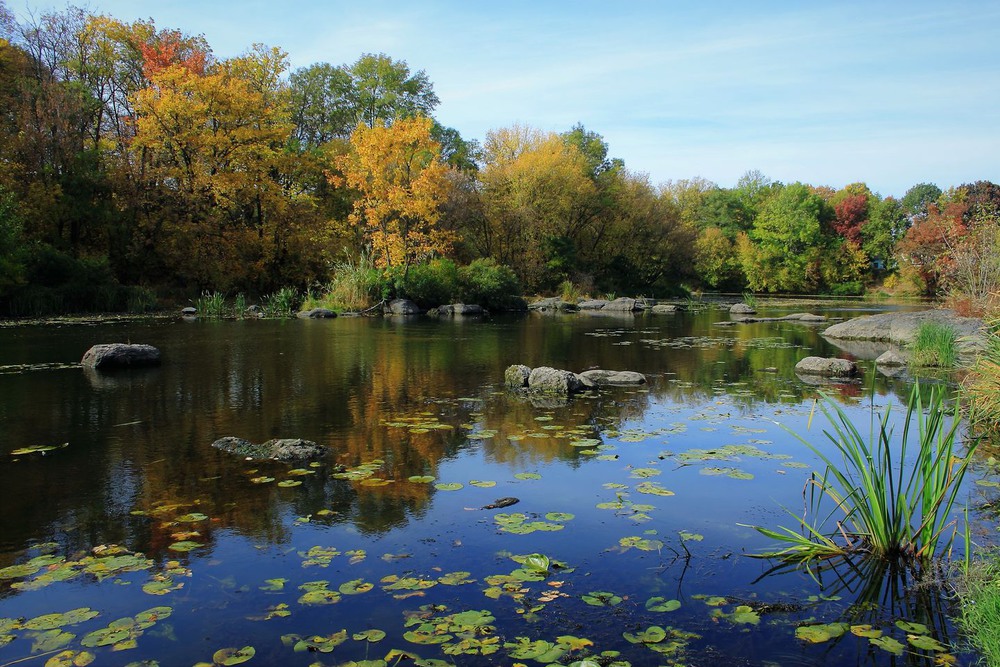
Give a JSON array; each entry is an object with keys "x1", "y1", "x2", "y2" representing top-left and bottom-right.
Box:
[{"x1": 333, "y1": 116, "x2": 453, "y2": 270}]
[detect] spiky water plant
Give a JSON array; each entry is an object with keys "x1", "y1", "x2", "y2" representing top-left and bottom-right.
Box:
[{"x1": 749, "y1": 384, "x2": 975, "y2": 568}]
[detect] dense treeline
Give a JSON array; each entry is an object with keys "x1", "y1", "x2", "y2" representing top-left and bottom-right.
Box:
[{"x1": 0, "y1": 4, "x2": 998, "y2": 316}]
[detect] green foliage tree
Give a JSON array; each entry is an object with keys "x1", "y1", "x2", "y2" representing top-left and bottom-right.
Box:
[
  {"x1": 861, "y1": 196, "x2": 907, "y2": 274},
  {"x1": 344, "y1": 53, "x2": 439, "y2": 129},
  {"x1": 740, "y1": 183, "x2": 835, "y2": 292},
  {"x1": 901, "y1": 183, "x2": 942, "y2": 220}
]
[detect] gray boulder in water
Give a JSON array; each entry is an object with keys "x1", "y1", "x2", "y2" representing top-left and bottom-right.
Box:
[
  {"x1": 578, "y1": 369, "x2": 647, "y2": 386},
  {"x1": 212, "y1": 436, "x2": 325, "y2": 461},
  {"x1": 528, "y1": 366, "x2": 586, "y2": 394},
  {"x1": 504, "y1": 364, "x2": 532, "y2": 388},
  {"x1": 794, "y1": 356, "x2": 859, "y2": 377},
  {"x1": 81, "y1": 343, "x2": 161, "y2": 370}
]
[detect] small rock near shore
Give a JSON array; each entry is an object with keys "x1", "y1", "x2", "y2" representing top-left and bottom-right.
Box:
[
  {"x1": 82, "y1": 343, "x2": 161, "y2": 370},
  {"x1": 296, "y1": 308, "x2": 337, "y2": 319},
  {"x1": 504, "y1": 364, "x2": 532, "y2": 388},
  {"x1": 875, "y1": 350, "x2": 907, "y2": 367},
  {"x1": 730, "y1": 303, "x2": 757, "y2": 314},
  {"x1": 794, "y1": 356, "x2": 859, "y2": 377}
]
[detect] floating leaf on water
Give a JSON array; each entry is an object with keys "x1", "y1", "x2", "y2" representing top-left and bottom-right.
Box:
[
  {"x1": 469, "y1": 480, "x2": 496, "y2": 488},
  {"x1": 276, "y1": 480, "x2": 302, "y2": 488},
  {"x1": 44, "y1": 650, "x2": 95, "y2": 667},
  {"x1": 297, "y1": 589, "x2": 341, "y2": 605},
  {"x1": 514, "y1": 472, "x2": 541, "y2": 480},
  {"x1": 544, "y1": 512, "x2": 574, "y2": 522},
  {"x1": 645, "y1": 597, "x2": 681, "y2": 612},
  {"x1": 556, "y1": 635, "x2": 593, "y2": 651},
  {"x1": 408, "y1": 476, "x2": 435, "y2": 483},
  {"x1": 619, "y1": 536, "x2": 664, "y2": 551},
  {"x1": 782, "y1": 462, "x2": 810, "y2": 469},
  {"x1": 434, "y1": 482, "x2": 463, "y2": 491},
  {"x1": 25, "y1": 608, "x2": 99, "y2": 630},
  {"x1": 212, "y1": 646, "x2": 255, "y2": 665},
  {"x1": 907, "y1": 634, "x2": 947, "y2": 652},
  {"x1": 570, "y1": 439, "x2": 601, "y2": 448},
  {"x1": 795, "y1": 622, "x2": 849, "y2": 643},
  {"x1": 850, "y1": 624, "x2": 882, "y2": 638},
  {"x1": 437, "y1": 571, "x2": 475, "y2": 585},
  {"x1": 623, "y1": 625, "x2": 667, "y2": 644},
  {"x1": 603, "y1": 482, "x2": 628, "y2": 490},
  {"x1": 175, "y1": 513, "x2": 208, "y2": 523},
  {"x1": 679, "y1": 531, "x2": 703, "y2": 542},
  {"x1": 505, "y1": 638, "x2": 558, "y2": 660},
  {"x1": 730, "y1": 605, "x2": 760, "y2": 625},
  {"x1": 404, "y1": 630, "x2": 452, "y2": 645},
  {"x1": 263, "y1": 603, "x2": 290, "y2": 620},
  {"x1": 896, "y1": 620, "x2": 930, "y2": 635},
  {"x1": 630, "y1": 468, "x2": 661, "y2": 478},
  {"x1": 81, "y1": 625, "x2": 131, "y2": 648},
  {"x1": 360, "y1": 478, "x2": 392, "y2": 487},
  {"x1": 31, "y1": 629, "x2": 76, "y2": 653},
  {"x1": 534, "y1": 416, "x2": 554, "y2": 422},
  {"x1": 249, "y1": 476, "x2": 274, "y2": 484},
  {"x1": 339, "y1": 579, "x2": 373, "y2": 595},
  {"x1": 11, "y1": 443, "x2": 68, "y2": 456},
  {"x1": 635, "y1": 481, "x2": 674, "y2": 497},
  {"x1": 870, "y1": 635, "x2": 906, "y2": 655},
  {"x1": 581, "y1": 591, "x2": 622, "y2": 607},
  {"x1": 352, "y1": 629, "x2": 386, "y2": 643},
  {"x1": 287, "y1": 468, "x2": 316, "y2": 476},
  {"x1": 167, "y1": 541, "x2": 202, "y2": 553},
  {"x1": 696, "y1": 595, "x2": 728, "y2": 607},
  {"x1": 0, "y1": 562, "x2": 42, "y2": 579},
  {"x1": 287, "y1": 630, "x2": 347, "y2": 653}
]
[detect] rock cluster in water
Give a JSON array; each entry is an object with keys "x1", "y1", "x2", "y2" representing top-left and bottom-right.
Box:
[{"x1": 505, "y1": 364, "x2": 646, "y2": 395}]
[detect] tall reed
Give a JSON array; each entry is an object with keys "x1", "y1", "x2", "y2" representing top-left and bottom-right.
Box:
[
  {"x1": 749, "y1": 384, "x2": 975, "y2": 567},
  {"x1": 910, "y1": 321, "x2": 958, "y2": 367}
]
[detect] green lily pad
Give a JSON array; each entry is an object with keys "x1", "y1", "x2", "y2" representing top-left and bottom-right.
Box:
[
  {"x1": 353, "y1": 629, "x2": 386, "y2": 642},
  {"x1": 623, "y1": 625, "x2": 667, "y2": 644},
  {"x1": 437, "y1": 571, "x2": 475, "y2": 585},
  {"x1": 408, "y1": 476, "x2": 435, "y2": 483},
  {"x1": 212, "y1": 646, "x2": 255, "y2": 665},
  {"x1": 259, "y1": 578, "x2": 287, "y2": 592},
  {"x1": 30, "y1": 629, "x2": 75, "y2": 653},
  {"x1": 544, "y1": 512, "x2": 575, "y2": 522},
  {"x1": 25, "y1": 608, "x2": 99, "y2": 630},
  {"x1": 276, "y1": 480, "x2": 302, "y2": 488},
  {"x1": 297, "y1": 589, "x2": 341, "y2": 605},
  {"x1": 174, "y1": 513, "x2": 208, "y2": 522},
  {"x1": 581, "y1": 591, "x2": 622, "y2": 607},
  {"x1": 850, "y1": 624, "x2": 882, "y2": 638},
  {"x1": 646, "y1": 597, "x2": 681, "y2": 612},
  {"x1": 339, "y1": 579, "x2": 373, "y2": 595},
  {"x1": 434, "y1": 482, "x2": 463, "y2": 491},
  {"x1": 679, "y1": 531, "x2": 703, "y2": 542},
  {"x1": 870, "y1": 635, "x2": 905, "y2": 655},
  {"x1": 907, "y1": 634, "x2": 947, "y2": 651},
  {"x1": 469, "y1": 480, "x2": 496, "y2": 488},
  {"x1": 730, "y1": 605, "x2": 760, "y2": 625},
  {"x1": 514, "y1": 472, "x2": 542, "y2": 480},
  {"x1": 896, "y1": 620, "x2": 930, "y2": 635},
  {"x1": 795, "y1": 622, "x2": 849, "y2": 643},
  {"x1": 635, "y1": 481, "x2": 674, "y2": 496},
  {"x1": 167, "y1": 541, "x2": 202, "y2": 552},
  {"x1": 249, "y1": 476, "x2": 274, "y2": 484},
  {"x1": 43, "y1": 650, "x2": 96, "y2": 667}
]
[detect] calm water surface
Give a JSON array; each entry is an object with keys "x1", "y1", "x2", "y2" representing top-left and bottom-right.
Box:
[{"x1": 0, "y1": 305, "x2": 988, "y2": 665}]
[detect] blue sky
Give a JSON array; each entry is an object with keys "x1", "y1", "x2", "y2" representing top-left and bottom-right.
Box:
[{"x1": 19, "y1": 0, "x2": 1000, "y2": 197}]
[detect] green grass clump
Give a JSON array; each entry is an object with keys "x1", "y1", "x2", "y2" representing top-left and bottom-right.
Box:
[
  {"x1": 968, "y1": 319, "x2": 1000, "y2": 435},
  {"x1": 748, "y1": 384, "x2": 974, "y2": 568},
  {"x1": 910, "y1": 321, "x2": 958, "y2": 367},
  {"x1": 958, "y1": 555, "x2": 1000, "y2": 665},
  {"x1": 742, "y1": 291, "x2": 758, "y2": 309}
]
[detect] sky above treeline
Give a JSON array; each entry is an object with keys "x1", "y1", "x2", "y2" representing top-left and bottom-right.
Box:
[{"x1": 17, "y1": 0, "x2": 1000, "y2": 197}]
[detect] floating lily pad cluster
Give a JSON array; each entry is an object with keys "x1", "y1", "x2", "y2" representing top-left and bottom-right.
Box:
[
  {"x1": 794, "y1": 619, "x2": 954, "y2": 659},
  {"x1": 494, "y1": 512, "x2": 571, "y2": 535}
]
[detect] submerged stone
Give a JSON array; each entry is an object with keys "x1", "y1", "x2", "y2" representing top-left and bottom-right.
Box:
[
  {"x1": 578, "y1": 369, "x2": 647, "y2": 385},
  {"x1": 212, "y1": 436, "x2": 325, "y2": 461}
]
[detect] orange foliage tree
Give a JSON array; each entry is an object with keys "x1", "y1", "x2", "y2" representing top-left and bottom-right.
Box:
[{"x1": 333, "y1": 116, "x2": 453, "y2": 270}]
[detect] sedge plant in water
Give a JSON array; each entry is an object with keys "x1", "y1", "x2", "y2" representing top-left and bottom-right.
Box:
[{"x1": 749, "y1": 384, "x2": 975, "y2": 570}]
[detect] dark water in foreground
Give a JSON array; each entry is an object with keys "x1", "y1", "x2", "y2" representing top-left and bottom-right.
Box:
[{"x1": 0, "y1": 305, "x2": 989, "y2": 665}]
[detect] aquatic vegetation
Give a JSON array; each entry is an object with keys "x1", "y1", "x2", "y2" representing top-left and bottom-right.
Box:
[
  {"x1": 909, "y1": 320, "x2": 958, "y2": 367},
  {"x1": 748, "y1": 384, "x2": 975, "y2": 566}
]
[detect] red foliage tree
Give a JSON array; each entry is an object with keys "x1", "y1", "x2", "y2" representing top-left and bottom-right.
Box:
[{"x1": 832, "y1": 194, "x2": 868, "y2": 244}]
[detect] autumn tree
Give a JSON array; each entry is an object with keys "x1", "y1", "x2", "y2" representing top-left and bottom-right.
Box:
[
  {"x1": 334, "y1": 116, "x2": 453, "y2": 271},
  {"x1": 895, "y1": 201, "x2": 968, "y2": 295},
  {"x1": 474, "y1": 124, "x2": 596, "y2": 289}
]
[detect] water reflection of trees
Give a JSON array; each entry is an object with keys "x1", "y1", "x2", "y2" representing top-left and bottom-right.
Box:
[{"x1": 0, "y1": 314, "x2": 925, "y2": 565}]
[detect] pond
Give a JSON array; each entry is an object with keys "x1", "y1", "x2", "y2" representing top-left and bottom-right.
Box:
[{"x1": 0, "y1": 303, "x2": 989, "y2": 666}]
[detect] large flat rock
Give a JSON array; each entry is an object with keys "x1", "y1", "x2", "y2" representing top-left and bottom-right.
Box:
[
  {"x1": 822, "y1": 309, "x2": 985, "y2": 352},
  {"x1": 82, "y1": 343, "x2": 161, "y2": 370}
]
